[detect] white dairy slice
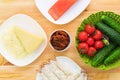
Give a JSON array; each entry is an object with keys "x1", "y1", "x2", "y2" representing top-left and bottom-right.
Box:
[
  {"x1": 0, "y1": 26, "x2": 43, "y2": 59},
  {"x1": 56, "y1": 56, "x2": 86, "y2": 77},
  {"x1": 49, "y1": 60, "x2": 67, "y2": 80},
  {"x1": 56, "y1": 60, "x2": 72, "y2": 76},
  {"x1": 0, "y1": 27, "x2": 27, "y2": 58},
  {"x1": 42, "y1": 65, "x2": 59, "y2": 80},
  {"x1": 14, "y1": 26, "x2": 43, "y2": 54},
  {"x1": 37, "y1": 57, "x2": 87, "y2": 80}
]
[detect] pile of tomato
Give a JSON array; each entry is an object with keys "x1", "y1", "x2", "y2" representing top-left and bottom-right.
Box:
[{"x1": 78, "y1": 24, "x2": 104, "y2": 57}]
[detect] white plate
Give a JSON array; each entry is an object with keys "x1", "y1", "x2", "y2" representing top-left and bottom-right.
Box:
[
  {"x1": 35, "y1": 0, "x2": 91, "y2": 24},
  {"x1": 0, "y1": 14, "x2": 47, "y2": 66},
  {"x1": 36, "y1": 56, "x2": 87, "y2": 80}
]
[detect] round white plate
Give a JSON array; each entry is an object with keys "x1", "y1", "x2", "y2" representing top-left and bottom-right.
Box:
[
  {"x1": 36, "y1": 56, "x2": 87, "y2": 80},
  {"x1": 0, "y1": 14, "x2": 47, "y2": 66},
  {"x1": 35, "y1": 0, "x2": 91, "y2": 24}
]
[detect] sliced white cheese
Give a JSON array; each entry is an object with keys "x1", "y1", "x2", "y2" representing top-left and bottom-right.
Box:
[
  {"x1": 56, "y1": 58, "x2": 74, "y2": 76},
  {"x1": 49, "y1": 60, "x2": 67, "y2": 80},
  {"x1": 42, "y1": 65, "x2": 59, "y2": 80},
  {"x1": 0, "y1": 26, "x2": 43, "y2": 59},
  {"x1": 38, "y1": 57, "x2": 87, "y2": 80},
  {"x1": 14, "y1": 26, "x2": 43, "y2": 54},
  {"x1": 0, "y1": 27, "x2": 27, "y2": 58}
]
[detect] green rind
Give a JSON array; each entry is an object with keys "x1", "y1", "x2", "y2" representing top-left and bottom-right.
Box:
[
  {"x1": 91, "y1": 43, "x2": 116, "y2": 67},
  {"x1": 104, "y1": 47, "x2": 120, "y2": 65},
  {"x1": 95, "y1": 22, "x2": 120, "y2": 46},
  {"x1": 101, "y1": 15, "x2": 120, "y2": 33},
  {"x1": 75, "y1": 11, "x2": 120, "y2": 70}
]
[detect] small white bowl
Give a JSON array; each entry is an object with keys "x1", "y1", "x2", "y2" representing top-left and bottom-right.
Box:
[{"x1": 49, "y1": 29, "x2": 71, "y2": 52}]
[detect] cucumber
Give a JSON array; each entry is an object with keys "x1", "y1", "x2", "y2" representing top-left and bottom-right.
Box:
[
  {"x1": 95, "y1": 22, "x2": 120, "y2": 46},
  {"x1": 101, "y1": 15, "x2": 120, "y2": 33},
  {"x1": 91, "y1": 43, "x2": 116, "y2": 67},
  {"x1": 104, "y1": 47, "x2": 120, "y2": 65}
]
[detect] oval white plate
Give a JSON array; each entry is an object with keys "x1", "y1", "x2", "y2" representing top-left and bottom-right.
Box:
[
  {"x1": 36, "y1": 56, "x2": 87, "y2": 80},
  {"x1": 0, "y1": 14, "x2": 47, "y2": 66},
  {"x1": 35, "y1": 0, "x2": 91, "y2": 24}
]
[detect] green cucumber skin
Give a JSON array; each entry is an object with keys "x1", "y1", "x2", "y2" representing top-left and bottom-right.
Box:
[
  {"x1": 95, "y1": 22, "x2": 120, "y2": 46},
  {"x1": 104, "y1": 47, "x2": 120, "y2": 65},
  {"x1": 102, "y1": 15, "x2": 120, "y2": 33},
  {"x1": 91, "y1": 43, "x2": 116, "y2": 67}
]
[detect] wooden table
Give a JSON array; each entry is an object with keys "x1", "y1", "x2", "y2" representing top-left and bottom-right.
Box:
[{"x1": 0, "y1": 0, "x2": 120, "y2": 80}]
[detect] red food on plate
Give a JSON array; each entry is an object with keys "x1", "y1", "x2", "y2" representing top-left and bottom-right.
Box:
[{"x1": 48, "y1": 0, "x2": 77, "y2": 20}]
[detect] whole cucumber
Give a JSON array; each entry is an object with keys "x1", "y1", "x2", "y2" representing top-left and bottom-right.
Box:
[
  {"x1": 101, "y1": 15, "x2": 120, "y2": 33},
  {"x1": 91, "y1": 43, "x2": 116, "y2": 67},
  {"x1": 95, "y1": 22, "x2": 120, "y2": 46},
  {"x1": 104, "y1": 47, "x2": 120, "y2": 65}
]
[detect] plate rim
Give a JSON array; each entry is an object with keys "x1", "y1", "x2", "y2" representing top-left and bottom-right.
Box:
[
  {"x1": 34, "y1": 0, "x2": 91, "y2": 24},
  {"x1": 36, "y1": 56, "x2": 86, "y2": 80},
  {"x1": 75, "y1": 11, "x2": 120, "y2": 70}
]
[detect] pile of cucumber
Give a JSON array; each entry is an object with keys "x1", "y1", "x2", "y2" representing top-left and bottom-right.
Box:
[{"x1": 76, "y1": 11, "x2": 120, "y2": 70}]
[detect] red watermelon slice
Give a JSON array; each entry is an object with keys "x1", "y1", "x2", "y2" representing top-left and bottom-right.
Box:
[{"x1": 48, "y1": 0, "x2": 77, "y2": 20}]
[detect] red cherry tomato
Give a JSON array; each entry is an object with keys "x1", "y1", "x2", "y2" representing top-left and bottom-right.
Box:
[
  {"x1": 93, "y1": 30, "x2": 103, "y2": 40},
  {"x1": 94, "y1": 41, "x2": 104, "y2": 49},
  {"x1": 85, "y1": 24, "x2": 96, "y2": 34},
  {"x1": 88, "y1": 47, "x2": 97, "y2": 57},
  {"x1": 78, "y1": 42, "x2": 89, "y2": 54},
  {"x1": 78, "y1": 31, "x2": 88, "y2": 41},
  {"x1": 87, "y1": 37, "x2": 95, "y2": 46}
]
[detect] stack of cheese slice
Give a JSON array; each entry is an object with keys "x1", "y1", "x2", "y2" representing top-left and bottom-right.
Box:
[
  {"x1": 39, "y1": 59, "x2": 87, "y2": 80},
  {"x1": 0, "y1": 26, "x2": 43, "y2": 59}
]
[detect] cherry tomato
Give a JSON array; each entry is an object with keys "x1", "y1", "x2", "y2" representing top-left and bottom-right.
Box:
[
  {"x1": 85, "y1": 24, "x2": 96, "y2": 34},
  {"x1": 94, "y1": 41, "x2": 104, "y2": 49},
  {"x1": 78, "y1": 31, "x2": 88, "y2": 41},
  {"x1": 88, "y1": 47, "x2": 97, "y2": 57},
  {"x1": 87, "y1": 37, "x2": 95, "y2": 46},
  {"x1": 93, "y1": 30, "x2": 103, "y2": 40},
  {"x1": 78, "y1": 42, "x2": 89, "y2": 54}
]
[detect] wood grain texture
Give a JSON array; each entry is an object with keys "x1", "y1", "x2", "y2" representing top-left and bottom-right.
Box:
[{"x1": 0, "y1": 0, "x2": 120, "y2": 80}]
